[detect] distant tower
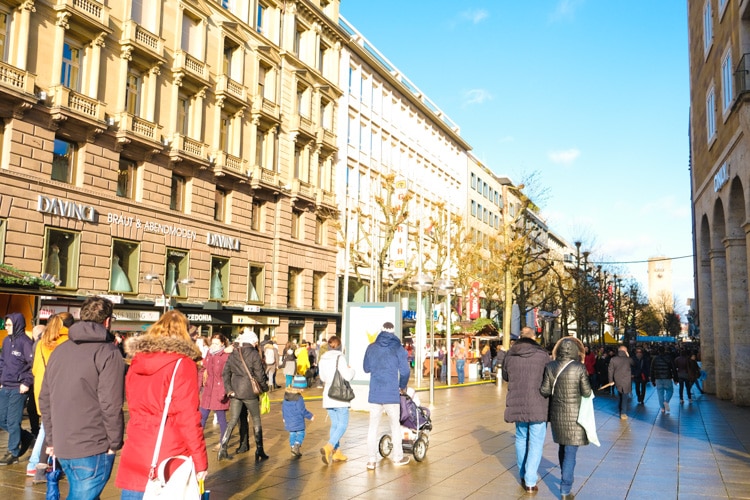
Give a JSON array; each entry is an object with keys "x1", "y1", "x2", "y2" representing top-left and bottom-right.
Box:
[{"x1": 648, "y1": 257, "x2": 673, "y2": 307}]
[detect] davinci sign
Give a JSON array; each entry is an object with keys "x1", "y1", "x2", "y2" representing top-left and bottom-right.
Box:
[
  {"x1": 206, "y1": 231, "x2": 240, "y2": 251},
  {"x1": 37, "y1": 195, "x2": 97, "y2": 222},
  {"x1": 714, "y1": 162, "x2": 729, "y2": 193}
]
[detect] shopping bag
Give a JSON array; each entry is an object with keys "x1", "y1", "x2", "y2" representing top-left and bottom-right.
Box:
[
  {"x1": 45, "y1": 456, "x2": 61, "y2": 500},
  {"x1": 143, "y1": 455, "x2": 201, "y2": 500},
  {"x1": 260, "y1": 392, "x2": 270, "y2": 415},
  {"x1": 577, "y1": 393, "x2": 600, "y2": 447}
]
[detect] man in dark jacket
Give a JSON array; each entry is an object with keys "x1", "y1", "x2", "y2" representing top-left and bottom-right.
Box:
[
  {"x1": 650, "y1": 346, "x2": 677, "y2": 414},
  {"x1": 502, "y1": 326, "x2": 550, "y2": 493},
  {"x1": 0, "y1": 312, "x2": 34, "y2": 465},
  {"x1": 608, "y1": 345, "x2": 634, "y2": 419},
  {"x1": 632, "y1": 347, "x2": 650, "y2": 404},
  {"x1": 39, "y1": 297, "x2": 124, "y2": 499},
  {"x1": 363, "y1": 321, "x2": 411, "y2": 470}
]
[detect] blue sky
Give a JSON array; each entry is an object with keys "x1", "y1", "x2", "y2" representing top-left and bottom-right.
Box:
[{"x1": 341, "y1": 1, "x2": 694, "y2": 312}]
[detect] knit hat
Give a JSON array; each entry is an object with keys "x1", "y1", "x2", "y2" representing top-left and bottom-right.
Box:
[{"x1": 236, "y1": 328, "x2": 258, "y2": 346}]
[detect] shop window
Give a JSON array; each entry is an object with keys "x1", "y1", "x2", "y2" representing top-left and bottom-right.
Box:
[
  {"x1": 51, "y1": 138, "x2": 76, "y2": 184},
  {"x1": 117, "y1": 159, "x2": 137, "y2": 199},
  {"x1": 312, "y1": 271, "x2": 324, "y2": 309},
  {"x1": 210, "y1": 256, "x2": 229, "y2": 301},
  {"x1": 110, "y1": 239, "x2": 139, "y2": 293},
  {"x1": 247, "y1": 263, "x2": 264, "y2": 303},
  {"x1": 287, "y1": 267, "x2": 302, "y2": 308},
  {"x1": 251, "y1": 200, "x2": 263, "y2": 231},
  {"x1": 165, "y1": 248, "x2": 189, "y2": 298},
  {"x1": 214, "y1": 187, "x2": 227, "y2": 222},
  {"x1": 315, "y1": 216, "x2": 324, "y2": 245},
  {"x1": 43, "y1": 228, "x2": 80, "y2": 289},
  {"x1": 170, "y1": 173, "x2": 186, "y2": 211},
  {"x1": 291, "y1": 208, "x2": 303, "y2": 239}
]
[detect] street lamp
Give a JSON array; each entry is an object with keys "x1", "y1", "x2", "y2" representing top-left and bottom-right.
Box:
[
  {"x1": 144, "y1": 273, "x2": 195, "y2": 314},
  {"x1": 434, "y1": 278, "x2": 454, "y2": 397},
  {"x1": 410, "y1": 272, "x2": 433, "y2": 402}
]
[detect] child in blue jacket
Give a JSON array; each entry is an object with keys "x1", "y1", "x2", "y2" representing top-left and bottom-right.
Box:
[{"x1": 282, "y1": 387, "x2": 314, "y2": 456}]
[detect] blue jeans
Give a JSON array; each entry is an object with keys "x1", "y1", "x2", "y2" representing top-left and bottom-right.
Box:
[
  {"x1": 558, "y1": 444, "x2": 579, "y2": 495},
  {"x1": 289, "y1": 430, "x2": 305, "y2": 447},
  {"x1": 0, "y1": 386, "x2": 29, "y2": 457},
  {"x1": 515, "y1": 422, "x2": 546, "y2": 487},
  {"x1": 456, "y1": 359, "x2": 466, "y2": 384},
  {"x1": 28, "y1": 423, "x2": 45, "y2": 469},
  {"x1": 326, "y1": 407, "x2": 349, "y2": 449},
  {"x1": 655, "y1": 379, "x2": 674, "y2": 409},
  {"x1": 121, "y1": 490, "x2": 144, "y2": 500},
  {"x1": 59, "y1": 451, "x2": 115, "y2": 500}
]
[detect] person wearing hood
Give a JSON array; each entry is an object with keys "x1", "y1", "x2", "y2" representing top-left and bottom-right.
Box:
[
  {"x1": 502, "y1": 326, "x2": 551, "y2": 494},
  {"x1": 115, "y1": 310, "x2": 208, "y2": 496},
  {"x1": 39, "y1": 297, "x2": 125, "y2": 499},
  {"x1": 363, "y1": 321, "x2": 411, "y2": 470},
  {"x1": 540, "y1": 336, "x2": 592, "y2": 500},
  {"x1": 318, "y1": 335, "x2": 355, "y2": 464},
  {"x1": 218, "y1": 328, "x2": 269, "y2": 462},
  {"x1": 608, "y1": 345, "x2": 634, "y2": 419},
  {"x1": 0, "y1": 312, "x2": 34, "y2": 465}
]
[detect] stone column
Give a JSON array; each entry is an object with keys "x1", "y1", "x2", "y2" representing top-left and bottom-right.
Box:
[
  {"x1": 699, "y1": 254, "x2": 715, "y2": 394},
  {"x1": 709, "y1": 247, "x2": 732, "y2": 400},
  {"x1": 14, "y1": 0, "x2": 35, "y2": 70},
  {"x1": 51, "y1": 12, "x2": 70, "y2": 87},
  {"x1": 145, "y1": 65, "x2": 160, "y2": 122},
  {"x1": 117, "y1": 48, "x2": 132, "y2": 112},
  {"x1": 725, "y1": 235, "x2": 748, "y2": 404},
  {"x1": 194, "y1": 87, "x2": 206, "y2": 141},
  {"x1": 88, "y1": 33, "x2": 106, "y2": 99}
]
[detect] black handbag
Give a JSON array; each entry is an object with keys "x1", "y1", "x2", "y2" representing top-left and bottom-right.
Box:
[{"x1": 328, "y1": 355, "x2": 355, "y2": 402}]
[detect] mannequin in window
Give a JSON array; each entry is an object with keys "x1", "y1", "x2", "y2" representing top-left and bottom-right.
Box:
[
  {"x1": 111, "y1": 254, "x2": 132, "y2": 292},
  {"x1": 165, "y1": 261, "x2": 178, "y2": 297},
  {"x1": 45, "y1": 243, "x2": 61, "y2": 279},
  {"x1": 210, "y1": 266, "x2": 224, "y2": 299}
]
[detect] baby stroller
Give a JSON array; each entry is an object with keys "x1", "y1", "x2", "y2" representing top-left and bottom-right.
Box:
[{"x1": 378, "y1": 390, "x2": 432, "y2": 462}]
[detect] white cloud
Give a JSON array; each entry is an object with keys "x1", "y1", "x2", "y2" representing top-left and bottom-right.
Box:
[
  {"x1": 462, "y1": 89, "x2": 493, "y2": 106},
  {"x1": 548, "y1": 148, "x2": 581, "y2": 165},
  {"x1": 461, "y1": 9, "x2": 489, "y2": 24},
  {"x1": 549, "y1": 0, "x2": 585, "y2": 22}
]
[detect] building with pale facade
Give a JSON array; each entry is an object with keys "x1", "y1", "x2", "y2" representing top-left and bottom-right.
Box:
[{"x1": 647, "y1": 256, "x2": 673, "y2": 310}]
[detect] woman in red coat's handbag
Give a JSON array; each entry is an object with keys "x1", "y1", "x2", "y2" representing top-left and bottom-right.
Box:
[
  {"x1": 200, "y1": 334, "x2": 231, "y2": 451},
  {"x1": 115, "y1": 311, "x2": 208, "y2": 498}
]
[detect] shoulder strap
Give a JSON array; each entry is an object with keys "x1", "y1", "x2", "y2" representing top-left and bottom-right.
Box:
[
  {"x1": 149, "y1": 358, "x2": 183, "y2": 478},
  {"x1": 238, "y1": 347, "x2": 256, "y2": 382},
  {"x1": 551, "y1": 360, "x2": 574, "y2": 396}
]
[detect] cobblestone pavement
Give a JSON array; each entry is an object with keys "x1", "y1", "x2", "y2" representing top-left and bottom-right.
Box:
[{"x1": 1, "y1": 377, "x2": 749, "y2": 499}]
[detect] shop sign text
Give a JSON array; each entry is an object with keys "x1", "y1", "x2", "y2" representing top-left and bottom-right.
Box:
[
  {"x1": 207, "y1": 232, "x2": 240, "y2": 251},
  {"x1": 37, "y1": 195, "x2": 97, "y2": 223},
  {"x1": 107, "y1": 213, "x2": 198, "y2": 240}
]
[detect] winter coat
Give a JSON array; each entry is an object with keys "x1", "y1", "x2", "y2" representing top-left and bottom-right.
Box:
[
  {"x1": 584, "y1": 352, "x2": 596, "y2": 375},
  {"x1": 608, "y1": 351, "x2": 634, "y2": 393},
  {"x1": 115, "y1": 334, "x2": 208, "y2": 492},
  {"x1": 540, "y1": 337, "x2": 592, "y2": 446},
  {"x1": 295, "y1": 346, "x2": 310, "y2": 376},
  {"x1": 281, "y1": 391, "x2": 313, "y2": 432},
  {"x1": 0, "y1": 312, "x2": 34, "y2": 388},
  {"x1": 282, "y1": 349, "x2": 297, "y2": 376},
  {"x1": 39, "y1": 320, "x2": 125, "y2": 460},
  {"x1": 632, "y1": 354, "x2": 650, "y2": 381},
  {"x1": 363, "y1": 331, "x2": 410, "y2": 404},
  {"x1": 502, "y1": 337, "x2": 550, "y2": 423},
  {"x1": 650, "y1": 354, "x2": 677, "y2": 383},
  {"x1": 32, "y1": 328, "x2": 69, "y2": 413},
  {"x1": 222, "y1": 344, "x2": 269, "y2": 400},
  {"x1": 675, "y1": 354, "x2": 699, "y2": 381},
  {"x1": 318, "y1": 349, "x2": 356, "y2": 409},
  {"x1": 263, "y1": 343, "x2": 279, "y2": 368},
  {"x1": 200, "y1": 348, "x2": 230, "y2": 411}
]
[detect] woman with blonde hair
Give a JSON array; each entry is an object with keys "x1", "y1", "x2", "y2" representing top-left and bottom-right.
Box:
[
  {"x1": 115, "y1": 310, "x2": 208, "y2": 499},
  {"x1": 28, "y1": 312, "x2": 73, "y2": 483}
]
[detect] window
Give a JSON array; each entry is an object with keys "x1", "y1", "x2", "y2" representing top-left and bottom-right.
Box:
[
  {"x1": 51, "y1": 138, "x2": 76, "y2": 184},
  {"x1": 287, "y1": 267, "x2": 302, "y2": 307},
  {"x1": 471, "y1": 200, "x2": 476, "y2": 217},
  {"x1": 117, "y1": 159, "x2": 137, "y2": 199},
  {"x1": 318, "y1": 41, "x2": 328, "y2": 74},
  {"x1": 255, "y1": 129, "x2": 265, "y2": 168},
  {"x1": 294, "y1": 146, "x2": 301, "y2": 178},
  {"x1": 703, "y1": 1, "x2": 713, "y2": 54},
  {"x1": 256, "y1": 2, "x2": 266, "y2": 35},
  {"x1": 251, "y1": 200, "x2": 263, "y2": 231},
  {"x1": 0, "y1": 13, "x2": 8, "y2": 62},
  {"x1": 125, "y1": 71, "x2": 142, "y2": 116},
  {"x1": 222, "y1": 39, "x2": 241, "y2": 80},
  {"x1": 61, "y1": 41, "x2": 82, "y2": 91},
  {"x1": 294, "y1": 21, "x2": 304, "y2": 58},
  {"x1": 181, "y1": 13, "x2": 202, "y2": 58},
  {"x1": 247, "y1": 263, "x2": 264, "y2": 303},
  {"x1": 296, "y1": 85, "x2": 309, "y2": 117},
  {"x1": 313, "y1": 272, "x2": 324, "y2": 309},
  {"x1": 110, "y1": 239, "x2": 138, "y2": 293},
  {"x1": 219, "y1": 113, "x2": 230, "y2": 152},
  {"x1": 471, "y1": 173, "x2": 476, "y2": 190},
  {"x1": 177, "y1": 96, "x2": 189, "y2": 136},
  {"x1": 165, "y1": 248, "x2": 189, "y2": 297},
  {"x1": 722, "y1": 50, "x2": 733, "y2": 112},
  {"x1": 170, "y1": 174, "x2": 186, "y2": 211},
  {"x1": 43, "y1": 228, "x2": 80, "y2": 288},
  {"x1": 210, "y1": 256, "x2": 229, "y2": 301},
  {"x1": 315, "y1": 216, "x2": 324, "y2": 245},
  {"x1": 707, "y1": 87, "x2": 717, "y2": 140},
  {"x1": 291, "y1": 208, "x2": 303, "y2": 239},
  {"x1": 214, "y1": 187, "x2": 226, "y2": 222}
]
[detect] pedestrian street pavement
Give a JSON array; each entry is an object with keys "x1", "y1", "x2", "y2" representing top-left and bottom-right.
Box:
[{"x1": 1, "y1": 376, "x2": 749, "y2": 499}]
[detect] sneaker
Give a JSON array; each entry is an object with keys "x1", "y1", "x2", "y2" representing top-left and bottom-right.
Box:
[
  {"x1": 32, "y1": 467, "x2": 47, "y2": 484},
  {"x1": 0, "y1": 454, "x2": 19, "y2": 466},
  {"x1": 291, "y1": 444, "x2": 301, "y2": 457},
  {"x1": 620, "y1": 414, "x2": 628, "y2": 420},
  {"x1": 366, "y1": 462, "x2": 376, "y2": 470},
  {"x1": 664, "y1": 402, "x2": 670, "y2": 414},
  {"x1": 393, "y1": 457, "x2": 410, "y2": 466},
  {"x1": 26, "y1": 467, "x2": 36, "y2": 477}
]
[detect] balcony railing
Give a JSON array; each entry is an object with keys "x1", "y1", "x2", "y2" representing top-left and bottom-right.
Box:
[
  {"x1": 115, "y1": 112, "x2": 160, "y2": 141},
  {"x1": 736, "y1": 53, "x2": 750, "y2": 97},
  {"x1": 121, "y1": 19, "x2": 163, "y2": 57},
  {"x1": 292, "y1": 114, "x2": 315, "y2": 137},
  {"x1": 251, "y1": 95, "x2": 280, "y2": 120},
  {"x1": 316, "y1": 127, "x2": 336, "y2": 148},
  {"x1": 173, "y1": 50, "x2": 209, "y2": 83},
  {"x1": 49, "y1": 85, "x2": 105, "y2": 121},
  {"x1": 56, "y1": 0, "x2": 109, "y2": 28},
  {"x1": 0, "y1": 61, "x2": 35, "y2": 94},
  {"x1": 216, "y1": 75, "x2": 247, "y2": 103},
  {"x1": 214, "y1": 150, "x2": 247, "y2": 176},
  {"x1": 169, "y1": 134, "x2": 208, "y2": 159}
]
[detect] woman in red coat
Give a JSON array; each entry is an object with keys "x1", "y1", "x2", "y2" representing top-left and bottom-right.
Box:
[
  {"x1": 115, "y1": 311, "x2": 208, "y2": 497},
  {"x1": 199, "y1": 334, "x2": 231, "y2": 451}
]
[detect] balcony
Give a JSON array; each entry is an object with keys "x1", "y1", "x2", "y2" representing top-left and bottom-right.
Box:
[
  {"x1": 212, "y1": 150, "x2": 247, "y2": 179},
  {"x1": 316, "y1": 127, "x2": 337, "y2": 150},
  {"x1": 121, "y1": 19, "x2": 165, "y2": 62},
  {"x1": 315, "y1": 189, "x2": 336, "y2": 208},
  {"x1": 248, "y1": 164, "x2": 279, "y2": 191},
  {"x1": 167, "y1": 134, "x2": 210, "y2": 166},
  {"x1": 216, "y1": 75, "x2": 247, "y2": 108},
  {"x1": 289, "y1": 179, "x2": 316, "y2": 207},
  {"x1": 290, "y1": 114, "x2": 315, "y2": 140},
  {"x1": 250, "y1": 95, "x2": 280, "y2": 123},
  {"x1": 172, "y1": 50, "x2": 210, "y2": 87},
  {"x1": 113, "y1": 112, "x2": 162, "y2": 153},
  {"x1": 55, "y1": 0, "x2": 110, "y2": 34},
  {"x1": 0, "y1": 61, "x2": 36, "y2": 95},
  {"x1": 48, "y1": 85, "x2": 106, "y2": 125}
]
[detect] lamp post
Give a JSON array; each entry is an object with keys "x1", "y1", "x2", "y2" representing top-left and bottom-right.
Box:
[
  {"x1": 410, "y1": 272, "x2": 433, "y2": 394},
  {"x1": 144, "y1": 273, "x2": 195, "y2": 314},
  {"x1": 434, "y1": 278, "x2": 454, "y2": 398}
]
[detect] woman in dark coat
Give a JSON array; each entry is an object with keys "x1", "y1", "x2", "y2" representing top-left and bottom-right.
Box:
[
  {"x1": 199, "y1": 334, "x2": 231, "y2": 451},
  {"x1": 218, "y1": 329, "x2": 269, "y2": 462},
  {"x1": 540, "y1": 337, "x2": 592, "y2": 500}
]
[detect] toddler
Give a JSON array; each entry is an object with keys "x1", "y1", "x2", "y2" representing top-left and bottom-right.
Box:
[{"x1": 282, "y1": 387, "x2": 314, "y2": 456}]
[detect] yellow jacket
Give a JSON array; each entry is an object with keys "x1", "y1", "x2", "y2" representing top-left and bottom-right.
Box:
[{"x1": 32, "y1": 328, "x2": 69, "y2": 414}]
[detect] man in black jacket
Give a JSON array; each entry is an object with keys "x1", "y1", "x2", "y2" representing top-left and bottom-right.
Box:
[
  {"x1": 502, "y1": 327, "x2": 550, "y2": 494},
  {"x1": 650, "y1": 346, "x2": 677, "y2": 414}
]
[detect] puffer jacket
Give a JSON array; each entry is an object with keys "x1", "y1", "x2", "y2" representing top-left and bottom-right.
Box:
[
  {"x1": 608, "y1": 350, "x2": 633, "y2": 393},
  {"x1": 650, "y1": 354, "x2": 677, "y2": 383},
  {"x1": 540, "y1": 337, "x2": 592, "y2": 446},
  {"x1": 502, "y1": 337, "x2": 550, "y2": 423},
  {"x1": 363, "y1": 331, "x2": 410, "y2": 404},
  {"x1": 222, "y1": 344, "x2": 269, "y2": 400}
]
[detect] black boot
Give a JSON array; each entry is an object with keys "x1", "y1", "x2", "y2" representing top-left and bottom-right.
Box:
[
  {"x1": 218, "y1": 431, "x2": 232, "y2": 461},
  {"x1": 236, "y1": 405, "x2": 249, "y2": 454},
  {"x1": 254, "y1": 427, "x2": 269, "y2": 461}
]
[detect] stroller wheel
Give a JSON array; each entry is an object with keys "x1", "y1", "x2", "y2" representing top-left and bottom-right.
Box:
[
  {"x1": 378, "y1": 434, "x2": 393, "y2": 458},
  {"x1": 413, "y1": 437, "x2": 428, "y2": 462}
]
